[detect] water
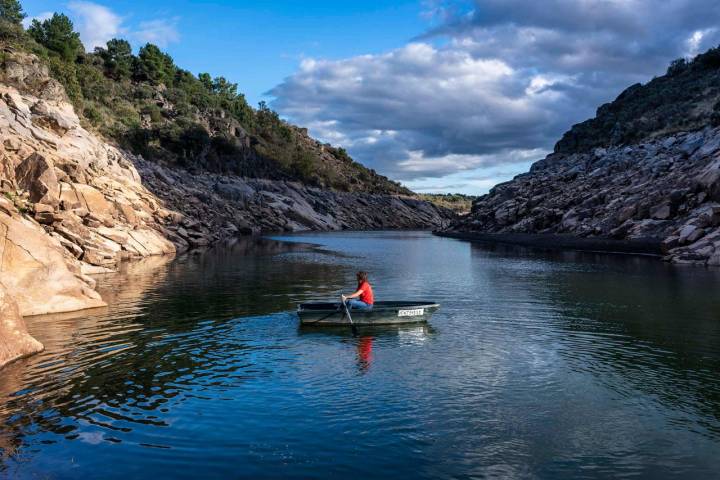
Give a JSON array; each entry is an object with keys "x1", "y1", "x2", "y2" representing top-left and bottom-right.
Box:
[{"x1": 2, "y1": 231, "x2": 720, "y2": 479}]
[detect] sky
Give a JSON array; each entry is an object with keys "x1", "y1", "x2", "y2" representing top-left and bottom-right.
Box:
[{"x1": 20, "y1": 1, "x2": 720, "y2": 194}]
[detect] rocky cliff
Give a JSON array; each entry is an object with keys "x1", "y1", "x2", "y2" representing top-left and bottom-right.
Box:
[
  {"x1": 446, "y1": 44, "x2": 720, "y2": 266},
  {"x1": 0, "y1": 49, "x2": 451, "y2": 368},
  {"x1": 447, "y1": 125, "x2": 720, "y2": 265}
]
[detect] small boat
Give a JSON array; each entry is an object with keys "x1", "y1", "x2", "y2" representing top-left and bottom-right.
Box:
[{"x1": 297, "y1": 301, "x2": 440, "y2": 326}]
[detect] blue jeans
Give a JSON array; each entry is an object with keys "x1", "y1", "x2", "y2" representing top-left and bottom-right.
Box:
[{"x1": 345, "y1": 299, "x2": 373, "y2": 311}]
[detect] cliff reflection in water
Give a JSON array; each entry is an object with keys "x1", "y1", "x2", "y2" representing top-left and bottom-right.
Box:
[
  {"x1": 0, "y1": 237, "x2": 353, "y2": 469},
  {"x1": 470, "y1": 241, "x2": 720, "y2": 437}
]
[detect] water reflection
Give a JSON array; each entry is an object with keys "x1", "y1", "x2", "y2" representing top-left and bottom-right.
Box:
[
  {"x1": 1, "y1": 232, "x2": 719, "y2": 479},
  {"x1": 357, "y1": 337, "x2": 373, "y2": 373},
  {"x1": 298, "y1": 324, "x2": 434, "y2": 375}
]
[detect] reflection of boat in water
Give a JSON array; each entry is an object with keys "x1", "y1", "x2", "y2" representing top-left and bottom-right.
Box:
[
  {"x1": 298, "y1": 323, "x2": 434, "y2": 373},
  {"x1": 298, "y1": 322, "x2": 435, "y2": 339},
  {"x1": 297, "y1": 301, "x2": 440, "y2": 326}
]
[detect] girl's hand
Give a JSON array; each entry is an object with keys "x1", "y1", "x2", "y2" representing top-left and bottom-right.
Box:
[{"x1": 341, "y1": 294, "x2": 347, "y2": 301}]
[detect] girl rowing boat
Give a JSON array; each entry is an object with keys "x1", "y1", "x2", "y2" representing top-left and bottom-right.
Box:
[{"x1": 341, "y1": 271, "x2": 374, "y2": 311}]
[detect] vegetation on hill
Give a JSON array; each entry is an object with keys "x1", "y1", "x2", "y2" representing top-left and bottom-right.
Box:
[
  {"x1": 0, "y1": 0, "x2": 410, "y2": 194},
  {"x1": 417, "y1": 193, "x2": 476, "y2": 214},
  {"x1": 556, "y1": 46, "x2": 720, "y2": 154}
]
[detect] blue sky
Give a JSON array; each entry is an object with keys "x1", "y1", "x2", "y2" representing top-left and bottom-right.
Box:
[
  {"x1": 22, "y1": 1, "x2": 429, "y2": 104},
  {"x1": 19, "y1": 1, "x2": 720, "y2": 194}
]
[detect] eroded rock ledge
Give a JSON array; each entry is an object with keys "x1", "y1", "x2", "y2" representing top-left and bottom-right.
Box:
[{"x1": 446, "y1": 128, "x2": 720, "y2": 265}]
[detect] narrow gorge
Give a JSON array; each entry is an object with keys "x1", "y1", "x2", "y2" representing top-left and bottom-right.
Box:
[{"x1": 0, "y1": 49, "x2": 451, "y2": 368}]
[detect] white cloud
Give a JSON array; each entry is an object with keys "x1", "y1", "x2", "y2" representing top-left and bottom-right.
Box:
[
  {"x1": 270, "y1": 42, "x2": 566, "y2": 182},
  {"x1": 133, "y1": 18, "x2": 181, "y2": 48},
  {"x1": 68, "y1": 1, "x2": 125, "y2": 50},
  {"x1": 22, "y1": 11, "x2": 53, "y2": 29},
  {"x1": 270, "y1": 0, "x2": 720, "y2": 193},
  {"x1": 685, "y1": 28, "x2": 717, "y2": 57}
]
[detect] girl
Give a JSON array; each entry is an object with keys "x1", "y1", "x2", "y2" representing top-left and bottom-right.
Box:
[{"x1": 341, "y1": 271, "x2": 374, "y2": 310}]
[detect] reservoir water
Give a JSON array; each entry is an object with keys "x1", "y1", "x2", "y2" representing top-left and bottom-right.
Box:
[{"x1": 1, "y1": 231, "x2": 720, "y2": 479}]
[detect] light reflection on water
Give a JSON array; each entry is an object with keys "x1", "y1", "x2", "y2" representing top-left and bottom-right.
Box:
[{"x1": 1, "y1": 232, "x2": 720, "y2": 479}]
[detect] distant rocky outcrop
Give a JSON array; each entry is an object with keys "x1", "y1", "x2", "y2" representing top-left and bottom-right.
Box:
[
  {"x1": 447, "y1": 128, "x2": 720, "y2": 265},
  {"x1": 0, "y1": 49, "x2": 451, "y2": 368}
]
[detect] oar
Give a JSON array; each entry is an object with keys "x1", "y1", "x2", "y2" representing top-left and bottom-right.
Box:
[{"x1": 341, "y1": 297, "x2": 359, "y2": 336}]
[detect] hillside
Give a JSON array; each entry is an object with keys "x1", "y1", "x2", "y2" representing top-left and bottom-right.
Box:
[
  {"x1": 1, "y1": 9, "x2": 409, "y2": 195},
  {"x1": 446, "y1": 44, "x2": 720, "y2": 266},
  {"x1": 417, "y1": 193, "x2": 476, "y2": 214},
  {"x1": 555, "y1": 46, "x2": 720, "y2": 154}
]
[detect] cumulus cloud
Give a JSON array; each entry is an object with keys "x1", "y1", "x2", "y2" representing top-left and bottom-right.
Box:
[
  {"x1": 133, "y1": 18, "x2": 181, "y2": 48},
  {"x1": 270, "y1": 0, "x2": 720, "y2": 192},
  {"x1": 22, "y1": 11, "x2": 53, "y2": 29},
  {"x1": 68, "y1": 1, "x2": 124, "y2": 50}
]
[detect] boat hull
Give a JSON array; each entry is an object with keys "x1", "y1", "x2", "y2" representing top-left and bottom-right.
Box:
[{"x1": 297, "y1": 301, "x2": 440, "y2": 326}]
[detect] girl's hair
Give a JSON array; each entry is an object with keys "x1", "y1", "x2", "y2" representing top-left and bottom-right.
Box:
[{"x1": 356, "y1": 271, "x2": 368, "y2": 283}]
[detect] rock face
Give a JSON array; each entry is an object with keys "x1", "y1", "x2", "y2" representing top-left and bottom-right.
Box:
[
  {"x1": 0, "y1": 199, "x2": 106, "y2": 315},
  {"x1": 0, "y1": 49, "x2": 451, "y2": 367},
  {"x1": 136, "y1": 159, "x2": 451, "y2": 243},
  {"x1": 447, "y1": 127, "x2": 720, "y2": 265},
  {"x1": 0, "y1": 283, "x2": 44, "y2": 368}
]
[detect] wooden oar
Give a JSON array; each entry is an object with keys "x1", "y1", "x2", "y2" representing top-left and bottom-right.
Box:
[{"x1": 341, "y1": 297, "x2": 359, "y2": 336}]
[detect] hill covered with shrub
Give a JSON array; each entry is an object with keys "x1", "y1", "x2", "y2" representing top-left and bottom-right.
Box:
[
  {"x1": 556, "y1": 47, "x2": 720, "y2": 154},
  {"x1": 0, "y1": 1, "x2": 409, "y2": 194}
]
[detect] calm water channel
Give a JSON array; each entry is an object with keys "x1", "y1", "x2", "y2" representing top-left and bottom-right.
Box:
[{"x1": 1, "y1": 231, "x2": 720, "y2": 479}]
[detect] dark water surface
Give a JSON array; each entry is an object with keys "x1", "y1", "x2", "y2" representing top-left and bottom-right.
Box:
[{"x1": 2, "y1": 231, "x2": 720, "y2": 479}]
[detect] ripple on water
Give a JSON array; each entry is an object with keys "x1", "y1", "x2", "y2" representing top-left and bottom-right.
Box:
[{"x1": 2, "y1": 233, "x2": 720, "y2": 479}]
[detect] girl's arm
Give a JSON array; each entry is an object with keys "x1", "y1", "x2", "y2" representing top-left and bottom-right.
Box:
[{"x1": 342, "y1": 288, "x2": 364, "y2": 300}]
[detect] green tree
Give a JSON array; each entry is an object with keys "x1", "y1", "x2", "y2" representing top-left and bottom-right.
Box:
[
  {"x1": 0, "y1": 0, "x2": 24, "y2": 25},
  {"x1": 97, "y1": 38, "x2": 133, "y2": 79},
  {"x1": 134, "y1": 43, "x2": 175, "y2": 85},
  {"x1": 212, "y1": 76, "x2": 237, "y2": 98},
  {"x1": 28, "y1": 13, "x2": 83, "y2": 62},
  {"x1": 198, "y1": 72, "x2": 213, "y2": 91}
]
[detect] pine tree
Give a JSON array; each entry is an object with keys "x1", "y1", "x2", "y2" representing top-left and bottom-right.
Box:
[
  {"x1": 28, "y1": 13, "x2": 83, "y2": 62},
  {"x1": 97, "y1": 38, "x2": 133, "y2": 79},
  {"x1": 0, "y1": 0, "x2": 25, "y2": 25},
  {"x1": 134, "y1": 43, "x2": 176, "y2": 86}
]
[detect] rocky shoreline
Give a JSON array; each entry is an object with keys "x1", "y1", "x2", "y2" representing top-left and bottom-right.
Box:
[
  {"x1": 445, "y1": 127, "x2": 720, "y2": 267},
  {"x1": 0, "y1": 53, "x2": 452, "y2": 369}
]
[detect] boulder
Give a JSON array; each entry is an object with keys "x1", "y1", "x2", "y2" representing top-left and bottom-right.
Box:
[
  {"x1": 0, "y1": 211, "x2": 106, "y2": 316},
  {"x1": 124, "y1": 229, "x2": 176, "y2": 257},
  {"x1": 0, "y1": 283, "x2": 43, "y2": 369},
  {"x1": 15, "y1": 152, "x2": 60, "y2": 207},
  {"x1": 72, "y1": 183, "x2": 114, "y2": 216},
  {"x1": 708, "y1": 252, "x2": 720, "y2": 266},
  {"x1": 30, "y1": 100, "x2": 74, "y2": 135},
  {"x1": 650, "y1": 203, "x2": 672, "y2": 220},
  {"x1": 694, "y1": 157, "x2": 720, "y2": 201},
  {"x1": 114, "y1": 201, "x2": 138, "y2": 225}
]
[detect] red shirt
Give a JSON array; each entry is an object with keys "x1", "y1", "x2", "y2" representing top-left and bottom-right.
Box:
[{"x1": 358, "y1": 281, "x2": 374, "y2": 305}]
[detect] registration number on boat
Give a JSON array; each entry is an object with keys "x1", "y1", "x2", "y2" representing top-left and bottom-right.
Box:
[{"x1": 398, "y1": 308, "x2": 424, "y2": 317}]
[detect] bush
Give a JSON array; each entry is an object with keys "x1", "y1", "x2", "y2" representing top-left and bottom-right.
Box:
[{"x1": 82, "y1": 103, "x2": 103, "y2": 126}]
